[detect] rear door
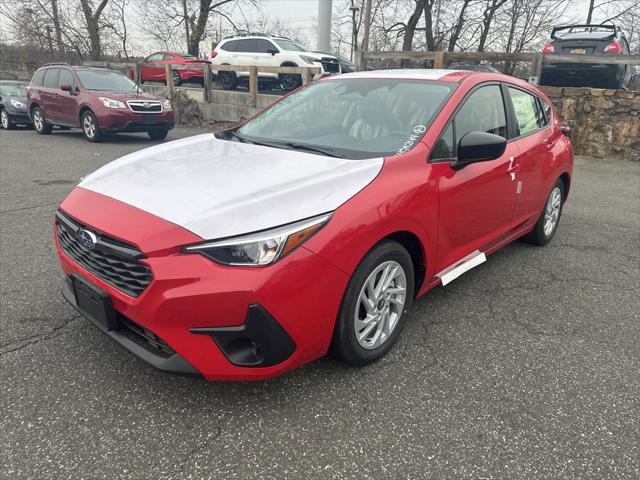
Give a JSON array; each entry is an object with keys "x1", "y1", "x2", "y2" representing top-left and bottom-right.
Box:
[
  {"x1": 505, "y1": 85, "x2": 556, "y2": 227},
  {"x1": 431, "y1": 83, "x2": 520, "y2": 272},
  {"x1": 40, "y1": 68, "x2": 60, "y2": 121},
  {"x1": 233, "y1": 39, "x2": 257, "y2": 76}
]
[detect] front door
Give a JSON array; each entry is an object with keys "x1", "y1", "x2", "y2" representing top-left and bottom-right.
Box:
[{"x1": 431, "y1": 84, "x2": 518, "y2": 272}]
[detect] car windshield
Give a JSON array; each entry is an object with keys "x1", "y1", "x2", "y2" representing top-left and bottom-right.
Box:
[
  {"x1": 274, "y1": 39, "x2": 306, "y2": 52},
  {"x1": 76, "y1": 70, "x2": 136, "y2": 91},
  {"x1": 0, "y1": 83, "x2": 27, "y2": 96},
  {"x1": 236, "y1": 78, "x2": 454, "y2": 159}
]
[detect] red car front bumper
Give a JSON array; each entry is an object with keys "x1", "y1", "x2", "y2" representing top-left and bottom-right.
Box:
[{"x1": 55, "y1": 188, "x2": 349, "y2": 380}]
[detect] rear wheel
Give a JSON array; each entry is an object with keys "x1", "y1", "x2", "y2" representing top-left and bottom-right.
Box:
[
  {"x1": 147, "y1": 128, "x2": 169, "y2": 140},
  {"x1": 172, "y1": 70, "x2": 182, "y2": 87},
  {"x1": 522, "y1": 180, "x2": 564, "y2": 245},
  {"x1": 331, "y1": 240, "x2": 414, "y2": 366},
  {"x1": 1, "y1": 110, "x2": 13, "y2": 129},
  {"x1": 32, "y1": 106, "x2": 52, "y2": 134},
  {"x1": 219, "y1": 71, "x2": 238, "y2": 90},
  {"x1": 81, "y1": 110, "x2": 102, "y2": 142},
  {"x1": 279, "y1": 73, "x2": 302, "y2": 91}
]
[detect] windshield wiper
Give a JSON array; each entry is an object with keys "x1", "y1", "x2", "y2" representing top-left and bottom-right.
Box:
[
  {"x1": 228, "y1": 130, "x2": 247, "y2": 143},
  {"x1": 284, "y1": 142, "x2": 342, "y2": 158}
]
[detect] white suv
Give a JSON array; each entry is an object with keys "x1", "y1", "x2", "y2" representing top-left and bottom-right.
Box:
[{"x1": 211, "y1": 34, "x2": 341, "y2": 91}]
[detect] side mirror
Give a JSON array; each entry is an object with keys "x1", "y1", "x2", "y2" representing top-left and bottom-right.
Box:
[
  {"x1": 266, "y1": 48, "x2": 278, "y2": 55},
  {"x1": 60, "y1": 83, "x2": 72, "y2": 92},
  {"x1": 560, "y1": 125, "x2": 572, "y2": 139},
  {"x1": 453, "y1": 131, "x2": 506, "y2": 170}
]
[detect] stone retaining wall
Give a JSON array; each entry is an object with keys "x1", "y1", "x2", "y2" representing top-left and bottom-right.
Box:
[{"x1": 540, "y1": 87, "x2": 640, "y2": 161}]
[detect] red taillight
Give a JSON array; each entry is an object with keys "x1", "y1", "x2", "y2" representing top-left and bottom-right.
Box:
[
  {"x1": 211, "y1": 51, "x2": 218, "y2": 59},
  {"x1": 542, "y1": 43, "x2": 555, "y2": 53},
  {"x1": 604, "y1": 42, "x2": 621, "y2": 53}
]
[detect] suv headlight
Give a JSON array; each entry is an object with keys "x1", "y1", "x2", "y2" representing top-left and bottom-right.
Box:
[
  {"x1": 300, "y1": 55, "x2": 321, "y2": 65},
  {"x1": 162, "y1": 99, "x2": 172, "y2": 111},
  {"x1": 10, "y1": 99, "x2": 26, "y2": 109},
  {"x1": 184, "y1": 213, "x2": 332, "y2": 266},
  {"x1": 99, "y1": 97, "x2": 126, "y2": 109}
]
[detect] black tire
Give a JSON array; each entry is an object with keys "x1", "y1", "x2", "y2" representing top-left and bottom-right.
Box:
[
  {"x1": 331, "y1": 240, "x2": 414, "y2": 366},
  {"x1": 32, "y1": 106, "x2": 52, "y2": 134},
  {"x1": 219, "y1": 71, "x2": 238, "y2": 90},
  {"x1": 522, "y1": 179, "x2": 565, "y2": 246},
  {"x1": 81, "y1": 110, "x2": 102, "y2": 142},
  {"x1": 279, "y1": 73, "x2": 302, "y2": 91},
  {"x1": 147, "y1": 128, "x2": 169, "y2": 140},
  {"x1": 1, "y1": 109, "x2": 14, "y2": 130},
  {"x1": 172, "y1": 70, "x2": 182, "y2": 87}
]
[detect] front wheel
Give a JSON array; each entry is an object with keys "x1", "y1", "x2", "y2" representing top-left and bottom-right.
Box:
[
  {"x1": 147, "y1": 128, "x2": 169, "y2": 140},
  {"x1": 218, "y1": 71, "x2": 238, "y2": 90},
  {"x1": 32, "y1": 106, "x2": 52, "y2": 134},
  {"x1": 81, "y1": 110, "x2": 102, "y2": 142},
  {"x1": 331, "y1": 240, "x2": 414, "y2": 366},
  {"x1": 522, "y1": 180, "x2": 564, "y2": 245},
  {"x1": 1, "y1": 110, "x2": 13, "y2": 129}
]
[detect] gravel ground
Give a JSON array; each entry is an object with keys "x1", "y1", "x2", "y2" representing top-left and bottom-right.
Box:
[{"x1": 1, "y1": 126, "x2": 639, "y2": 480}]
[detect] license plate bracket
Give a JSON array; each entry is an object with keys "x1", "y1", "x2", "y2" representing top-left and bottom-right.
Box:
[
  {"x1": 142, "y1": 115, "x2": 156, "y2": 124},
  {"x1": 570, "y1": 48, "x2": 586, "y2": 55},
  {"x1": 72, "y1": 275, "x2": 119, "y2": 331}
]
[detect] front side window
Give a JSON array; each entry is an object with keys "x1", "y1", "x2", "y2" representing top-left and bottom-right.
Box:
[
  {"x1": 42, "y1": 69, "x2": 60, "y2": 89},
  {"x1": 235, "y1": 79, "x2": 454, "y2": 159},
  {"x1": 432, "y1": 84, "x2": 506, "y2": 160},
  {"x1": 146, "y1": 53, "x2": 164, "y2": 62},
  {"x1": 508, "y1": 87, "x2": 539, "y2": 137},
  {"x1": 76, "y1": 70, "x2": 136, "y2": 91},
  {"x1": 255, "y1": 39, "x2": 276, "y2": 53},
  {"x1": 58, "y1": 69, "x2": 73, "y2": 88}
]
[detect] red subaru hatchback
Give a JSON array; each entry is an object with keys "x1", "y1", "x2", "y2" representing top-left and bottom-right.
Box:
[
  {"x1": 28, "y1": 64, "x2": 174, "y2": 142},
  {"x1": 54, "y1": 70, "x2": 573, "y2": 380}
]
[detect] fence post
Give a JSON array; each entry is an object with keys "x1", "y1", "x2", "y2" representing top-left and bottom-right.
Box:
[
  {"x1": 302, "y1": 67, "x2": 311, "y2": 85},
  {"x1": 203, "y1": 64, "x2": 212, "y2": 102},
  {"x1": 165, "y1": 64, "x2": 178, "y2": 123},
  {"x1": 529, "y1": 53, "x2": 543, "y2": 85},
  {"x1": 249, "y1": 66, "x2": 258, "y2": 108},
  {"x1": 433, "y1": 51, "x2": 445, "y2": 69}
]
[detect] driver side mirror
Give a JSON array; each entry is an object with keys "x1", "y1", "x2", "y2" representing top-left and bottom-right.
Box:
[
  {"x1": 60, "y1": 83, "x2": 72, "y2": 92},
  {"x1": 452, "y1": 131, "x2": 506, "y2": 170},
  {"x1": 266, "y1": 48, "x2": 279, "y2": 55}
]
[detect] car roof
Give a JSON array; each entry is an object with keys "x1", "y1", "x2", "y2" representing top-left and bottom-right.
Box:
[{"x1": 331, "y1": 69, "x2": 478, "y2": 83}]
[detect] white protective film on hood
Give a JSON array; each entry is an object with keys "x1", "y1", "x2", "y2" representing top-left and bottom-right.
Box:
[{"x1": 79, "y1": 134, "x2": 384, "y2": 240}]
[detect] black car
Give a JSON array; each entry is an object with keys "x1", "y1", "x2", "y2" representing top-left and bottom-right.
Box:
[
  {"x1": 313, "y1": 51, "x2": 355, "y2": 73},
  {"x1": 540, "y1": 24, "x2": 634, "y2": 89},
  {"x1": 0, "y1": 81, "x2": 32, "y2": 129}
]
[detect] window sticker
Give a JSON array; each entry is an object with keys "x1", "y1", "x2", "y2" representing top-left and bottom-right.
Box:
[{"x1": 396, "y1": 125, "x2": 427, "y2": 155}]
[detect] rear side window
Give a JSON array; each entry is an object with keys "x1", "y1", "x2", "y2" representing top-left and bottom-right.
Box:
[
  {"x1": 58, "y1": 69, "x2": 73, "y2": 87},
  {"x1": 31, "y1": 69, "x2": 46, "y2": 86},
  {"x1": 220, "y1": 40, "x2": 237, "y2": 52},
  {"x1": 431, "y1": 84, "x2": 507, "y2": 160},
  {"x1": 42, "y1": 69, "x2": 60, "y2": 88},
  {"x1": 234, "y1": 39, "x2": 257, "y2": 53},
  {"x1": 508, "y1": 87, "x2": 539, "y2": 136}
]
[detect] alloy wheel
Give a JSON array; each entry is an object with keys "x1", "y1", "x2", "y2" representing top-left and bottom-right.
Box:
[
  {"x1": 1, "y1": 110, "x2": 8, "y2": 129},
  {"x1": 543, "y1": 186, "x2": 562, "y2": 237},
  {"x1": 354, "y1": 260, "x2": 407, "y2": 350},
  {"x1": 33, "y1": 109, "x2": 43, "y2": 131},
  {"x1": 83, "y1": 114, "x2": 96, "y2": 139}
]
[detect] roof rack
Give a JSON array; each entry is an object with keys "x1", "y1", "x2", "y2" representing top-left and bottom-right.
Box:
[
  {"x1": 43, "y1": 62, "x2": 70, "y2": 66},
  {"x1": 222, "y1": 31, "x2": 292, "y2": 41}
]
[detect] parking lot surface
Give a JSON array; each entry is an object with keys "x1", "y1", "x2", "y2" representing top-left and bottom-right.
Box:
[{"x1": 1, "y1": 127, "x2": 639, "y2": 479}]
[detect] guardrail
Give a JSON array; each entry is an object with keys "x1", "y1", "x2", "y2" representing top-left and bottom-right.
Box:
[{"x1": 356, "y1": 51, "x2": 640, "y2": 84}]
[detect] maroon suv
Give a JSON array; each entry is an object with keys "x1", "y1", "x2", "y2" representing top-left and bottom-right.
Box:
[{"x1": 27, "y1": 64, "x2": 174, "y2": 142}]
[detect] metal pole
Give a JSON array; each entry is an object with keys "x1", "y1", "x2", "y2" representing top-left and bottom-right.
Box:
[
  {"x1": 317, "y1": 0, "x2": 333, "y2": 52},
  {"x1": 349, "y1": 2, "x2": 359, "y2": 61},
  {"x1": 361, "y1": 0, "x2": 372, "y2": 53}
]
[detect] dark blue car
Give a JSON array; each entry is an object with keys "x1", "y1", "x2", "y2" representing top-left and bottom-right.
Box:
[{"x1": 0, "y1": 80, "x2": 32, "y2": 129}]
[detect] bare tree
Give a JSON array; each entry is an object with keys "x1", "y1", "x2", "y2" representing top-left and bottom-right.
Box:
[{"x1": 78, "y1": 0, "x2": 110, "y2": 59}]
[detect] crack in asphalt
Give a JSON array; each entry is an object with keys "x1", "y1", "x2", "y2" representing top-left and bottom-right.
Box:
[
  {"x1": 175, "y1": 422, "x2": 224, "y2": 473},
  {"x1": 0, "y1": 315, "x2": 83, "y2": 356},
  {"x1": 0, "y1": 202, "x2": 59, "y2": 215}
]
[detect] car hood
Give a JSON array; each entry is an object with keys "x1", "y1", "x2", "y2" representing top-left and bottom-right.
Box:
[
  {"x1": 302, "y1": 51, "x2": 338, "y2": 61},
  {"x1": 97, "y1": 90, "x2": 163, "y2": 101},
  {"x1": 78, "y1": 134, "x2": 383, "y2": 240},
  {"x1": 3, "y1": 94, "x2": 27, "y2": 104}
]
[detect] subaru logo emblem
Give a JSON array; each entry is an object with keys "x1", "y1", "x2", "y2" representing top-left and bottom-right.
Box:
[
  {"x1": 77, "y1": 229, "x2": 97, "y2": 250},
  {"x1": 143, "y1": 102, "x2": 150, "y2": 108}
]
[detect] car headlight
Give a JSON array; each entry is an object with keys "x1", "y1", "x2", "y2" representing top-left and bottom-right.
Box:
[
  {"x1": 98, "y1": 97, "x2": 126, "y2": 109},
  {"x1": 162, "y1": 99, "x2": 172, "y2": 111},
  {"x1": 300, "y1": 55, "x2": 321, "y2": 65},
  {"x1": 10, "y1": 99, "x2": 26, "y2": 109},
  {"x1": 184, "y1": 213, "x2": 332, "y2": 266}
]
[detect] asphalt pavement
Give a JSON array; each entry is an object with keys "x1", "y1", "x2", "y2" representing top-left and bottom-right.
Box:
[{"x1": 1, "y1": 126, "x2": 639, "y2": 479}]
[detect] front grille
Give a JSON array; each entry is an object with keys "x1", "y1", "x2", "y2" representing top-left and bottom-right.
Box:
[
  {"x1": 321, "y1": 57, "x2": 340, "y2": 73},
  {"x1": 118, "y1": 316, "x2": 175, "y2": 357},
  {"x1": 127, "y1": 101, "x2": 162, "y2": 113},
  {"x1": 55, "y1": 211, "x2": 152, "y2": 297}
]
